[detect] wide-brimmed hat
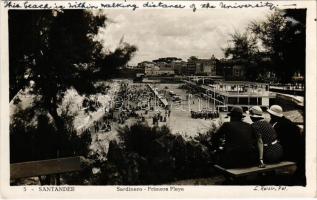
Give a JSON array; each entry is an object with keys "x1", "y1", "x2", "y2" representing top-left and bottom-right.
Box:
[
  {"x1": 267, "y1": 105, "x2": 283, "y2": 117},
  {"x1": 227, "y1": 106, "x2": 245, "y2": 118},
  {"x1": 249, "y1": 106, "x2": 264, "y2": 118}
]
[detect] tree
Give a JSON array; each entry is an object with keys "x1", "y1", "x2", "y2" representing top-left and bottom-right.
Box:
[
  {"x1": 224, "y1": 31, "x2": 259, "y2": 60},
  {"x1": 153, "y1": 57, "x2": 182, "y2": 63},
  {"x1": 249, "y1": 10, "x2": 306, "y2": 82},
  {"x1": 96, "y1": 42, "x2": 137, "y2": 79},
  {"x1": 222, "y1": 10, "x2": 306, "y2": 82},
  {"x1": 223, "y1": 31, "x2": 261, "y2": 80},
  {"x1": 9, "y1": 10, "x2": 137, "y2": 161},
  {"x1": 189, "y1": 56, "x2": 198, "y2": 61},
  {"x1": 9, "y1": 11, "x2": 54, "y2": 100}
]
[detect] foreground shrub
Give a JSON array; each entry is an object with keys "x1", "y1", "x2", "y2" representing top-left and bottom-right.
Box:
[{"x1": 93, "y1": 122, "x2": 216, "y2": 185}]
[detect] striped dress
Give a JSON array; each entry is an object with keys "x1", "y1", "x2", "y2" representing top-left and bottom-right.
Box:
[{"x1": 251, "y1": 120, "x2": 283, "y2": 163}]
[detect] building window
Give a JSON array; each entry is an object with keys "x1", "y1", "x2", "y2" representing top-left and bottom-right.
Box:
[
  {"x1": 234, "y1": 69, "x2": 240, "y2": 77},
  {"x1": 228, "y1": 97, "x2": 237, "y2": 104},
  {"x1": 239, "y1": 97, "x2": 248, "y2": 105},
  {"x1": 249, "y1": 97, "x2": 257, "y2": 105}
]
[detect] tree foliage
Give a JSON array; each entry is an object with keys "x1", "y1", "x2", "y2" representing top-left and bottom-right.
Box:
[
  {"x1": 153, "y1": 57, "x2": 182, "y2": 63},
  {"x1": 223, "y1": 31, "x2": 262, "y2": 81},
  {"x1": 189, "y1": 56, "x2": 198, "y2": 61},
  {"x1": 224, "y1": 31, "x2": 259, "y2": 60},
  {"x1": 10, "y1": 10, "x2": 137, "y2": 100},
  {"x1": 90, "y1": 123, "x2": 214, "y2": 185},
  {"x1": 249, "y1": 10, "x2": 306, "y2": 82},
  {"x1": 9, "y1": 10, "x2": 137, "y2": 162},
  {"x1": 223, "y1": 10, "x2": 306, "y2": 83}
]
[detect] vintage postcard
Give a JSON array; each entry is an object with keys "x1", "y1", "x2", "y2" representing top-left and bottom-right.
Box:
[{"x1": 0, "y1": 0, "x2": 316, "y2": 198}]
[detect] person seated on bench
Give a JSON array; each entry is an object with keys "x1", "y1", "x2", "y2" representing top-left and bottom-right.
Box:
[
  {"x1": 268, "y1": 105, "x2": 305, "y2": 185},
  {"x1": 249, "y1": 106, "x2": 283, "y2": 168},
  {"x1": 211, "y1": 106, "x2": 258, "y2": 168}
]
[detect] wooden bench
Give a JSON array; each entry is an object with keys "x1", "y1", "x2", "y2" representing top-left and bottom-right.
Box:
[
  {"x1": 214, "y1": 161, "x2": 296, "y2": 183},
  {"x1": 11, "y1": 156, "x2": 89, "y2": 185}
]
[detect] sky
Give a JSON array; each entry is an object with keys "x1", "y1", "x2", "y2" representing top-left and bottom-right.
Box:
[{"x1": 96, "y1": 9, "x2": 273, "y2": 65}]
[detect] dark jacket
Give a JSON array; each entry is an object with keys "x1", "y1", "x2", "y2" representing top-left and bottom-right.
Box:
[
  {"x1": 212, "y1": 121, "x2": 258, "y2": 168},
  {"x1": 273, "y1": 117, "x2": 306, "y2": 185},
  {"x1": 273, "y1": 117, "x2": 304, "y2": 163}
]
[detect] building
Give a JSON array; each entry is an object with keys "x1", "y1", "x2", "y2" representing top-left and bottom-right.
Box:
[
  {"x1": 141, "y1": 61, "x2": 159, "y2": 76},
  {"x1": 144, "y1": 64, "x2": 160, "y2": 76},
  {"x1": 194, "y1": 59, "x2": 216, "y2": 75},
  {"x1": 186, "y1": 55, "x2": 217, "y2": 76},
  {"x1": 156, "y1": 62, "x2": 175, "y2": 76},
  {"x1": 171, "y1": 60, "x2": 187, "y2": 75},
  {"x1": 216, "y1": 59, "x2": 246, "y2": 80},
  {"x1": 232, "y1": 65, "x2": 245, "y2": 78},
  {"x1": 209, "y1": 81, "x2": 273, "y2": 109},
  {"x1": 186, "y1": 58, "x2": 197, "y2": 75},
  {"x1": 142, "y1": 61, "x2": 175, "y2": 76},
  {"x1": 138, "y1": 61, "x2": 154, "y2": 70},
  {"x1": 184, "y1": 80, "x2": 275, "y2": 111}
]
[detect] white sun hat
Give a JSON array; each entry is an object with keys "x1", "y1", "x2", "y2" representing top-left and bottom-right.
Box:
[
  {"x1": 249, "y1": 106, "x2": 263, "y2": 118},
  {"x1": 267, "y1": 105, "x2": 284, "y2": 117}
]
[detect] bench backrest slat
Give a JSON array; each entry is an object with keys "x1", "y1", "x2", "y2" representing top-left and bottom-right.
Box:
[{"x1": 11, "y1": 156, "x2": 84, "y2": 179}]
